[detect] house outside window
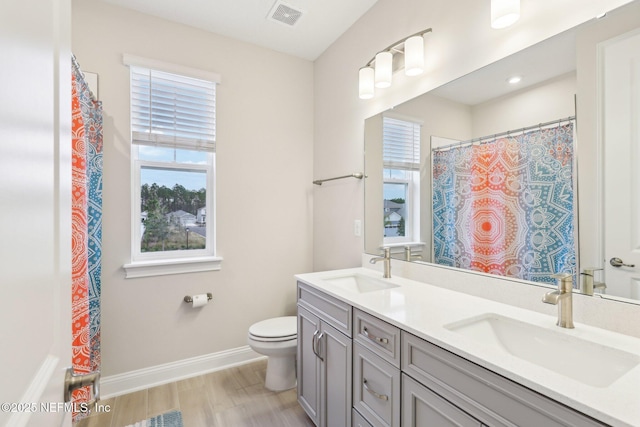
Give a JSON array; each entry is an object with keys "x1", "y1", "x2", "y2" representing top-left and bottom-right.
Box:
[
  {"x1": 383, "y1": 115, "x2": 421, "y2": 245},
  {"x1": 123, "y1": 55, "x2": 222, "y2": 278}
]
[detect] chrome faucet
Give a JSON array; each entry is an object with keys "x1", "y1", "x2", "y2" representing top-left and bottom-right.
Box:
[
  {"x1": 580, "y1": 267, "x2": 606, "y2": 295},
  {"x1": 370, "y1": 247, "x2": 392, "y2": 278},
  {"x1": 542, "y1": 273, "x2": 574, "y2": 328}
]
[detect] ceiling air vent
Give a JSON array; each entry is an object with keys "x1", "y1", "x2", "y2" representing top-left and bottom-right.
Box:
[{"x1": 268, "y1": 1, "x2": 303, "y2": 27}]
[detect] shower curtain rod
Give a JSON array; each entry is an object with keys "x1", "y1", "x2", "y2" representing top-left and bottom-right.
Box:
[{"x1": 431, "y1": 116, "x2": 576, "y2": 152}]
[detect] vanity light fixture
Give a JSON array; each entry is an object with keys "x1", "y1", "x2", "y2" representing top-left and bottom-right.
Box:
[
  {"x1": 491, "y1": 0, "x2": 520, "y2": 29},
  {"x1": 359, "y1": 28, "x2": 432, "y2": 99}
]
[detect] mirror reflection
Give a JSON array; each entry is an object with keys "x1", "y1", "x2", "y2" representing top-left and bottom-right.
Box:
[{"x1": 364, "y1": 1, "x2": 640, "y2": 302}]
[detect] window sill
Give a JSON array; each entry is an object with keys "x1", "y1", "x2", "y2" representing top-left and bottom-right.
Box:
[{"x1": 123, "y1": 256, "x2": 223, "y2": 279}]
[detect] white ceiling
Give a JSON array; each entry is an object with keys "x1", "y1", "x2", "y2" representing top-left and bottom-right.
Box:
[
  {"x1": 431, "y1": 27, "x2": 577, "y2": 106},
  {"x1": 98, "y1": 0, "x2": 379, "y2": 61}
]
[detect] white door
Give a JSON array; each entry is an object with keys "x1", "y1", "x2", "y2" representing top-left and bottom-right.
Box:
[
  {"x1": 0, "y1": 0, "x2": 73, "y2": 426},
  {"x1": 602, "y1": 29, "x2": 640, "y2": 300}
]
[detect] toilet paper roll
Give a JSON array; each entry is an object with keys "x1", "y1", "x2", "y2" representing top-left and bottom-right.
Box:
[{"x1": 191, "y1": 294, "x2": 209, "y2": 308}]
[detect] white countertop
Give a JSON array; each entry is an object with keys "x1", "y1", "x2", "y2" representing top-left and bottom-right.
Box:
[{"x1": 295, "y1": 267, "x2": 640, "y2": 427}]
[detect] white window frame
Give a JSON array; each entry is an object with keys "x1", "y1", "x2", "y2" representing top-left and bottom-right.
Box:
[
  {"x1": 382, "y1": 114, "x2": 422, "y2": 246},
  {"x1": 122, "y1": 55, "x2": 222, "y2": 278}
]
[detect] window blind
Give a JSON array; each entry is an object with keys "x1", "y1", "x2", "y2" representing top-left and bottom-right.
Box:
[
  {"x1": 130, "y1": 66, "x2": 216, "y2": 152},
  {"x1": 383, "y1": 117, "x2": 421, "y2": 170}
]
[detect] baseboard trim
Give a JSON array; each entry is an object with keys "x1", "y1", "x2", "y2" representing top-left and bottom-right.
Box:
[{"x1": 101, "y1": 346, "x2": 265, "y2": 398}]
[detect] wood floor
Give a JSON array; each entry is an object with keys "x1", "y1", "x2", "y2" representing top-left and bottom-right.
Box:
[{"x1": 74, "y1": 359, "x2": 315, "y2": 427}]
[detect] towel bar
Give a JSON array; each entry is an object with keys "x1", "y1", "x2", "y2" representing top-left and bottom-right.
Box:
[{"x1": 313, "y1": 172, "x2": 364, "y2": 186}]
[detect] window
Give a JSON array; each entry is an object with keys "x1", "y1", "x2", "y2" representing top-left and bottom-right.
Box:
[
  {"x1": 123, "y1": 56, "x2": 222, "y2": 278},
  {"x1": 382, "y1": 116, "x2": 421, "y2": 244}
]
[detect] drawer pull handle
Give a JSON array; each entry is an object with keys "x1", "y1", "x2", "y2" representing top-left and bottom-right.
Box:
[
  {"x1": 312, "y1": 329, "x2": 319, "y2": 358},
  {"x1": 363, "y1": 379, "x2": 389, "y2": 401},
  {"x1": 311, "y1": 330, "x2": 325, "y2": 361},
  {"x1": 316, "y1": 332, "x2": 325, "y2": 362},
  {"x1": 363, "y1": 326, "x2": 389, "y2": 345}
]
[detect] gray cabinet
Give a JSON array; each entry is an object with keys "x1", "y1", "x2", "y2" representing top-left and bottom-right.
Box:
[
  {"x1": 353, "y1": 310, "x2": 402, "y2": 427},
  {"x1": 321, "y1": 321, "x2": 352, "y2": 427},
  {"x1": 353, "y1": 342, "x2": 401, "y2": 427},
  {"x1": 401, "y1": 331, "x2": 607, "y2": 427},
  {"x1": 354, "y1": 308, "x2": 401, "y2": 367},
  {"x1": 298, "y1": 281, "x2": 352, "y2": 335},
  {"x1": 402, "y1": 373, "x2": 482, "y2": 427},
  {"x1": 297, "y1": 283, "x2": 352, "y2": 427},
  {"x1": 297, "y1": 305, "x2": 321, "y2": 425},
  {"x1": 353, "y1": 408, "x2": 374, "y2": 427},
  {"x1": 297, "y1": 280, "x2": 609, "y2": 427}
]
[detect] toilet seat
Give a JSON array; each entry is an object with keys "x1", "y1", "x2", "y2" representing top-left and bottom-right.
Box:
[{"x1": 248, "y1": 316, "x2": 297, "y2": 342}]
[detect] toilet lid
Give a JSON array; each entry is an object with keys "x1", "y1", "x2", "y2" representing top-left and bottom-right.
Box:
[{"x1": 249, "y1": 316, "x2": 297, "y2": 339}]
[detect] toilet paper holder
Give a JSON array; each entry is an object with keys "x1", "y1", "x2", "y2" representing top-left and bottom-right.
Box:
[{"x1": 184, "y1": 293, "x2": 213, "y2": 303}]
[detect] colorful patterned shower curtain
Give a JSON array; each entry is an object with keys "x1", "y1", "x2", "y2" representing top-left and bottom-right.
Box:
[
  {"x1": 71, "y1": 56, "x2": 103, "y2": 414},
  {"x1": 432, "y1": 122, "x2": 576, "y2": 285}
]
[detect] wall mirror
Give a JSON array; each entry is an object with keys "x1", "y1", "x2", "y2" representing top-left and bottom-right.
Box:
[{"x1": 364, "y1": 0, "x2": 640, "y2": 304}]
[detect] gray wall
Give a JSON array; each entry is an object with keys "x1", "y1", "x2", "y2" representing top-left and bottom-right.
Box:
[{"x1": 72, "y1": 0, "x2": 314, "y2": 377}]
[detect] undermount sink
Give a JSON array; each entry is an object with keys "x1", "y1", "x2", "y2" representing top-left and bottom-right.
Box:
[
  {"x1": 322, "y1": 273, "x2": 399, "y2": 293},
  {"x1": 444, "y1": 313, "x2": 640, "y2": 388}
]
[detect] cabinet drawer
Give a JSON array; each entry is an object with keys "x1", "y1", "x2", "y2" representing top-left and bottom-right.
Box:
[
  {"x1": 402, "y1": 373, "x2": 482, "y2": 427},
  {"x1": 354, "y1": 342, "x2": 401, "y2": 427},
  {"x1": 297, "y1": 282, "x2": 352, "y2": 337},
  {"x1": 401, "y1": 332, "x2": 607, "y2": 427},
  {"x1": 353, "y1": 408, "x2": 374, "y2": 427},
  {"x1": 354, "y1": 309, "x2": 400, "y2": 368}
]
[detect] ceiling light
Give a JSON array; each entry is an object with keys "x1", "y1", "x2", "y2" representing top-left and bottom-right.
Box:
[
  {"x1": 491, "y1": 0, "x2": 520, "y2": 29},
  {"x1": 358, "y1": 29, "x2": 432, "y2": 99},
  {"x1": 507, "y1": 75, "x2": 522, "y2": 84}
]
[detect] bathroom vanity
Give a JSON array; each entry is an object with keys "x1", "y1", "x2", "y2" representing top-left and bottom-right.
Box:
[{"x1": 296, "y1": 268, "x2": 640, "y2": 427}]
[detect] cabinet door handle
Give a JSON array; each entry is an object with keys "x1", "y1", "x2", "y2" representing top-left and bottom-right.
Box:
[
  {"x1": 363, "y1": 379, "x2": 388, "y2": 401},
  {"x1": 363, "y1": 326, "x2": 389, "y2": 345},
  {"x1": 316, "y1": 332, "x2": 325, "y2": 362},
  {"x1": 312, "y1": 329, "x2": 319, "y2": 358}
]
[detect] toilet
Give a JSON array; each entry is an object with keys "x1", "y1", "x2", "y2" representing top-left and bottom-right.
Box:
[{"x1": 247, "y1": 316, "x2": 297, "y2": 391}]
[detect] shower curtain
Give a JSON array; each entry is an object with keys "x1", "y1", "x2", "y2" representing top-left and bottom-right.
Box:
[
  {"x1": 71, "y1": 56, "x2": 103, "y2": 415},
  {"x1": 432, "y1": 122, "x2": 576, "y2": 285}
]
